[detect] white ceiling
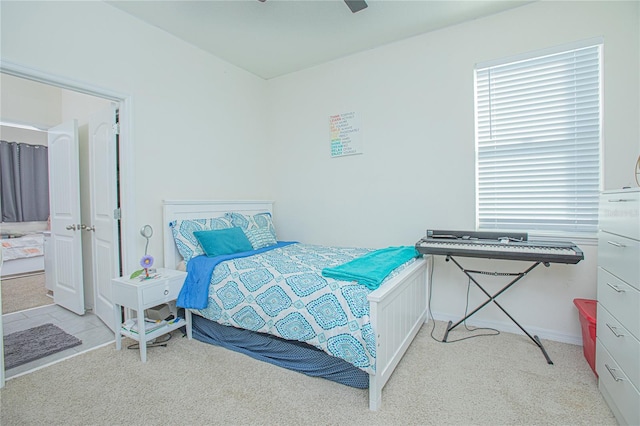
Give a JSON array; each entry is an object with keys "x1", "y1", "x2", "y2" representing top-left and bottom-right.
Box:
[{"x1": 107, "y1": 0, "x2": 533, "y2": 80}]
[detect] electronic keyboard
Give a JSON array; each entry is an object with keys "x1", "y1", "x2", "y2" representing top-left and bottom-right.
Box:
[{"x1": 416, "y1": 230, "x2": 584, "y2": 264}]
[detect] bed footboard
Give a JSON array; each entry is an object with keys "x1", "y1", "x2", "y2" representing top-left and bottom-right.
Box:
[{"x1": 367, "y1": 256, "x2": 430, "y2": 411}]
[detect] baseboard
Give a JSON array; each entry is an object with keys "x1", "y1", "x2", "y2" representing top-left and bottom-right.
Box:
[
  {"x1": 429, "y1": 311, "x2": 583, "y2": 346},
  {"x1": 1, "y1": 270, "x2": 45, "y2": 280}
]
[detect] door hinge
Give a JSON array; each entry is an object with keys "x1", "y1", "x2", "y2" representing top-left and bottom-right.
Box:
[
  {"x1": 112, "y1": 122, "x2": 120, "y2": 135},
  {"x1": 113, "y1": 208, "x2": 121, "y2": 220}
]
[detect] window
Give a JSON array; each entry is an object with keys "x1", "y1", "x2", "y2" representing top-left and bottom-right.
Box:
[
  {"x1": 0, "y1": 140, "x2": 50, "y2": 222},
  {"x1": 475, "y1": 40, "x2": 602, "y2": 236}
]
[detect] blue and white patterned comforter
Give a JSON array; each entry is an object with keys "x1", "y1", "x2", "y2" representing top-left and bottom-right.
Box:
[{"x1": 193, "y1": 243, "x2": 416, "y2": 374}]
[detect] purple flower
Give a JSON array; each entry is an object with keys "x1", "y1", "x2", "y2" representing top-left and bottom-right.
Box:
[{"x1": 140, "y1": 255, "x2": 154, "y2": 269}]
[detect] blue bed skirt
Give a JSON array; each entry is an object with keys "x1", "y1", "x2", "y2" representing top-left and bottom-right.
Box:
[{"x1": 191, "y1": 314, "x2": 369, "y2": 389}]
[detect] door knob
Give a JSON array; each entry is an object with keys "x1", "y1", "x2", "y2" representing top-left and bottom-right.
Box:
[
  {"x1": 81, "y1": 224, "x2": 96, "y2": 232},
  {"x1": 66, "y1": 224, "x2": 77, "y2": 231}
]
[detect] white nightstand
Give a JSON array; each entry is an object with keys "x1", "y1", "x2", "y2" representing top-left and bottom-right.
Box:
[{"x1": 112, "y1": 268, "x2": 192, "y2": 362}]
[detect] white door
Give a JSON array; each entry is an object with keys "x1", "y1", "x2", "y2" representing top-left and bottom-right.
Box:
[
  {"x1": 48, "y1": 120, "x2": 85, "y2": 315},
  {"x1": 88, "y1": 106, "x2": 120, "y2": 331}
]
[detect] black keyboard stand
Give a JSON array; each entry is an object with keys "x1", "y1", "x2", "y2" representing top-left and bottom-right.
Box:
[{"x1": 442, "y1": 255, "x2": 554, "y2": 365}]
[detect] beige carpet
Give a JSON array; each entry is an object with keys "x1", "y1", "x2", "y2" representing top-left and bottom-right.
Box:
[
  {"x1": 0, "y1": 320, "x2": 615, "y2": 425},
  {"x1": 1, "y1": 273, "x2": 53, "y2": 314}
]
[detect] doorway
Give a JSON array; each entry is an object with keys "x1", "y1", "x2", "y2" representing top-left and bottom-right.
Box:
[
  {"x1": 2, "y1": 74, "x2": 117, "y2": 313},
  {"x1": 0, "y1": 67, "x2": 134, "y2": 386}
]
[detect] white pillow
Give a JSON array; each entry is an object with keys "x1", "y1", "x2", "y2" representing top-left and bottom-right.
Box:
[
  {"x1": 225, "y1": 212, "x2": 277, "y2": 240},
  {"x1": 170, "y1": 217, "x2": 233, "y2": 262},
  {"x1": 244, "y1": 227, "x2": 277, "y2": 249}
]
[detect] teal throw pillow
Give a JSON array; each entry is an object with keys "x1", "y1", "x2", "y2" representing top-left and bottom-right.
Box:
[{"x1": 193, "y1": 227, "x2": 253, "y2": 257}]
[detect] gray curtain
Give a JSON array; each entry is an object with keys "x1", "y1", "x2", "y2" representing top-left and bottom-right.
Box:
[{"x1": 0, "y1": 140, "x2": 50, "y2": 222}]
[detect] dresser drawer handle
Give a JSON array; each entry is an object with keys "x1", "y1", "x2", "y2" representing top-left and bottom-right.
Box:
[
  {"x1": 608, "y1": 199, "x2": 634, "y2": 202},
  {"x1": 606, "y1": 282, "x2": 626, "y2": 293},
  {"x1": 604, "y1": 364, "x2": 625, "y2": 382},
  {"x1": 607, "y1": 240, "x2": 626, "y2": 248},
  {"x1": 164, "y1": 289, "x2": 169, "y2": 296},
  {"x1": 606, "y1": 323, "x2": 624, "y2": 337}
]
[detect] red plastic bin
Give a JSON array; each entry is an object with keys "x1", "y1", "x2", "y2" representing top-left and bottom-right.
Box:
[{"x1": 573, "y1": 298, "x2": 597, "y2": 377}]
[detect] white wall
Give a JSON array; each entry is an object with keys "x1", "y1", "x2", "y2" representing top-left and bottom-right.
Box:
[
  {"x1": 267, "y1": 1, "x2": 640, "y2": 343},
  {"x1": 0, "y1": 1, "x2": 271, "y2": 265},
  {"x1": 0, "y1": 73, "x2": 62, "y2": 130}
]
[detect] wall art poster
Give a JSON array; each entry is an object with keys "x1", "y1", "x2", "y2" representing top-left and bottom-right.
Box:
[{"x1": 329, "y1": 111, "x2": 362, "y2": 157}]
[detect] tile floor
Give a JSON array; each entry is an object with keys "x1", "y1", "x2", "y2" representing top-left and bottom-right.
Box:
[{"x1": 3, "y1": 304, "x2": 115, "y2": 379}]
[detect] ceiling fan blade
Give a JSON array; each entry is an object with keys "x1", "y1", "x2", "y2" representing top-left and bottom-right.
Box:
[{"x1": 344, "y1": 0, "x2": 368, "y2": 13}]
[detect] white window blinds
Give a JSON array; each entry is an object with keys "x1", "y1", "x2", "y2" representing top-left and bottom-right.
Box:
[{"x1": 475, "y1": 42, "x2": 602, "y2": 235}]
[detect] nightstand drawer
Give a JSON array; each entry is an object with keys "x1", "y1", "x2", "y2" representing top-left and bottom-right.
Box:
[
  {"x1": 142, "y1": 280, "x2": 182, "y2": 306},
  {"x1": 597, "y1": 305, "x2": 640, "y2": 391},
  {"x1": 598, "y1": 232, "x2": 640, "y2": 290},
  {"x1": 598, "y1": 268, "x2": 640, "y2": 340}
]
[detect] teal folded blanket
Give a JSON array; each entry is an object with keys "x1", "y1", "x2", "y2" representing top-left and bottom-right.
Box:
[{"x1": 321, "y1": 246, "x2": 421, "y2": 290}]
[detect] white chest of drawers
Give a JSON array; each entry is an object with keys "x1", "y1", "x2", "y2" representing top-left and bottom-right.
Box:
[{"x1": 596, "y1": 188, "x2": 640, "y2": 425}]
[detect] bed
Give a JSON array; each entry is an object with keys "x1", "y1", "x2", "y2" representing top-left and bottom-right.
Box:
[
  {"x1": 1, "y1": 233, "x2": 45, "y2": 278},
  {"x1": 162, "y1": 200, "x2": 430, "y2": 410}
]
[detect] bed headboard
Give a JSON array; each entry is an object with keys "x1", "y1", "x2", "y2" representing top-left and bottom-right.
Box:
[{"x1": 162, "y1": 200, "x2": 274, "y2": 269}]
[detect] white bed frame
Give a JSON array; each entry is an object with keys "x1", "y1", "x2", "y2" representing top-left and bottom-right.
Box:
[
  {"x1": 162, "y1": 200, "x2": 430, "y2": 411},
  {"x1": 1, "y1": 233, "x2": 46, "y2": 278},
  {"x1": 0, "y1": 255, "x2": 45, "y2": 278}
]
